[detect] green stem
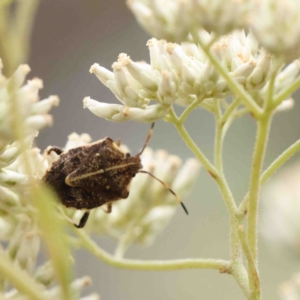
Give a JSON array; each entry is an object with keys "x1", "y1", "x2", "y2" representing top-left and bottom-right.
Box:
[
  {"x1": 75, "y1": 228, "x2": 229, "y2": 271},
  {"x1": 220, "y1": 98, "x2": 241, "y2": 126},
  {"x1": 272, "y1": 75, "x2": 300, "y2": 108},
  {"x1": 247, "y1": 114, "x2": 272, "y2": 294},
  {"x1": 238, "y1": 138, "x2": 300, "y2": 215},
  {"x1": 170, "y1": 106, "x2": 249, "y2": 296},
  {"x1": 191, "y1": 32, "x2": 263, "y2": 119},
  {"x1": 0, "y1": 249, "x2": 45, "y2": 300},
  {"x1": 178, "y1": 96, "x2": 202, "y2": 124},
  {"x1": 238, "y1": 227, "x2": 260, "y2": 300},
  {"x1": 265, "y1": 63, "x2": 281, "y2": 110},
  {"x1": 214, "y1": 101, "x2": 223, "y2": 172},
  {"x1": 169, "y1": 107, "x2": 218, "y2": 177},
  {"x1": 14, "y1": 0, "x2": 39, "y2": 64}
]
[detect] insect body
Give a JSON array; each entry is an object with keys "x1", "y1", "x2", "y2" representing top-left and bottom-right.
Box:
[{"x1": 43, "y1": 123, "x2": 188, "y2": 228}]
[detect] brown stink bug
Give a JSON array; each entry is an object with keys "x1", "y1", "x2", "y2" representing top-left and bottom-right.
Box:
[{"x1": 42, "y1": 123, "x2": 188, "y2": 228}]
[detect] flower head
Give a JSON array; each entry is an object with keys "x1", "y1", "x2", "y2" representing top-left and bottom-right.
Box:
[
  {"x1": 127, "y1": 0, "x2": 251, "y2": 42},
  {"x1": 85, "y1": 30, "x2": 298, "y2": 122},
  {"x1": 250, "y1": 0, "x2": 300, "y2": 62},
  {"x1": 0, "y1": 60, "x2": 59, "y2": 149}
]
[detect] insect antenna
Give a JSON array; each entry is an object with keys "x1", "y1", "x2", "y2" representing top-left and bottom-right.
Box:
[
  {"x1": 139, "y1": 170, "x2": 189, "y2": 215},
  {"x1": 136, "y1": 122, "x2": 155, "y2": 157}
]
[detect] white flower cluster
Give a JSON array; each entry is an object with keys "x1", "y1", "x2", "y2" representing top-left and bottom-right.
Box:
[
  {"x1": 2, "y1": 275, "x2": 100, "y2": 300},
  {"x1": 127, "y1": 0, "x2": 250, "y2": 42},
  {"x1": 128, "y1": 0, "x2": 300, "y2": 61},
  {"x1": 0, "y1": 59, "x2": 59, "y2": 150},
  {"x1": 84, "y1": 148, "x2": 200, "y2": 246},
  {"x1": 261, "y1": 162, "x2": 300, "y2": 256},
  {"x1": 0, "y1": 60, "x2": 100, "y2": 299},
  {"x1": 84, "y1": 31, "x2": 298, "y2": 122},
  {"x1": 251, "y1": 0, "x2": 300, "y2": 62}
]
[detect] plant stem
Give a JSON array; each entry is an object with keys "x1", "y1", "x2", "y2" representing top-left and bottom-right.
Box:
[
  {"x1": 214, "y1": 101, "x2": 223, "y2": 172},
  {"x1": 238, "y1": 227, "x2": 260, "y2": 300},
  {"x1": 220, "y1": 98, "x2": 241, "y2": 126},
  {"x1": 178, "y1": 96, "x2": 202, "y2": 123},
  {"x1": 75, "y1": 228, "x2": 229, "y2": 271},
  {"x1": 169, "y1": 107, "x2": 218, "y2": 177},
  {"x1": 170, "y1": 106, "x2": 250, "y2": 297},
  {"x1": 247, "y1": 114, "x2": 272, "y2": 295}
]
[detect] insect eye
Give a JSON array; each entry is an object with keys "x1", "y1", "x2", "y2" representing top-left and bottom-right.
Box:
[
  {"x1": 132, "y1": 173, "x2": 136, "y2": 177},
  {"x1": 126, "y1": 153, "x2": 130, "y2": 158}
]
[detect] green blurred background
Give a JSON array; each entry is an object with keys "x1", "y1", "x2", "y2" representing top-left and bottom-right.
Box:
[{"x1": 30, "y1": 1, "x2": 300, "y2": 299}]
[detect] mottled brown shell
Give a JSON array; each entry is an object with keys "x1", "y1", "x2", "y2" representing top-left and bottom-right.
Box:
[{"x1": 43, "y1": 138, "x2": 142, "y2": 210}]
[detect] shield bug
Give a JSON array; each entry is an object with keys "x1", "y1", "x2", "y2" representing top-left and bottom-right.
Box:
[{"x1": 42, "y1": 123, "x2": 188, "y2": 228}]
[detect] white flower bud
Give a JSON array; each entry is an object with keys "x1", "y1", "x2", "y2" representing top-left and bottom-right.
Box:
[
  {"x1": 231, "y1": 59, "x2": 256, "y2": 78},
  {"x1": 89, "y1": 63, "x2": 114, "y2": 86},
  {"x1": 31, "y1": 95, "x2": 59, "y2": 114},
  {"x1": 275, "y1": 60, "x2": 300, "y2": 91},
  {"x1": 0, "y1": 169, "x2": 28, "y2": 186},
  {"x1": 18, "y1": 78, "x2": 43, "y2": 105},
  {"x1": 65, "y1": 133, "x2": 92, "y2": 150},
  {"x1": 126, "y1": 60, "x2": 158, "y2": 92},
  {"x1": 247, "y1": 52, "x2": 271, "y2": 87},
  {"x1": 25, "y1": 114, "x2": 53, "y2": 132},
  {"x1": 0, "y1": 186, "x2": 20, "y2": 206},
  {"x1": 83, "y1": 97, "x2": 123, "y2": 119},
  {"x1": 158, "y1": 71, "x2": 177, "y2": 104},
  {"x1": 0, "y1": 146, "x2": 19, "y2": 167},
  {"x1": 275, "y1": 98, "x2": 295, "y2": 113},
  {"x1": 34, "y1": 261, "x2": 55, "y2": 286},
  {"x1": 8, "y1": 64, "x2": 31, "y2": 89},
  {"x1": 112, "y1": 61, "x2": 139, "y2": 107},
  {"x1": 84, "y1": 97, "x2": 169, "y2": 122}
]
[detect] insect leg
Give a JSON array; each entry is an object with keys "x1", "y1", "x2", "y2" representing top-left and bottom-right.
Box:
[
  {"x1": 104, "y1": 202, "x2": 112, "y2": 213},
  {"x1": 47, "y1": 147, "x2": 63, "y2": 155},
  {"x1": 74, "y1": 211, "x2": 90, "y2": 228}
]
